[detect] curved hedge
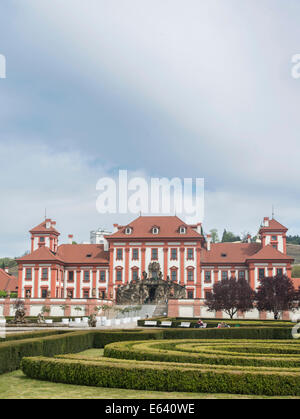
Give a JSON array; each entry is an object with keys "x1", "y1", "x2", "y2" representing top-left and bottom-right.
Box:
[
  {"x1": 0, "y1": 329, "x2": 163, "y2": 374},
  {"x1": 104, "y1": 339, "x2": 300, "y2": 368},
  {"x1": 138, "y1": 318, "x2": 294, "y2": 329},
  {"x1": 21, "y1": 354, "x2": 300, "y2": 396}
]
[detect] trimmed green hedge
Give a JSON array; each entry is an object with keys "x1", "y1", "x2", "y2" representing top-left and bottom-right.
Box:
[
  {"x1": 138, "y1": 319, "x2": 294, "y2": 329},
  {"x1": 21, "y1": 356, "x2": 300, "y2": 397},
  {"x1": 104, "y1": 339, "x2": 300, "y2": 368},
  {"x1": 0, "y1": 331, "x2": 94, "y2": 374},
  {"x1": 0, "y1": 330, "x2": 68, "y2": 342},
  {"x1": 0, "y1": 329, "x2": 163, "y2": 374},
  {"x1": 93, "y1": 330, "x2": 163, "y2": 348},
  {"x1": 162, "y1": 327, "x2": 293, "y2": 340}
]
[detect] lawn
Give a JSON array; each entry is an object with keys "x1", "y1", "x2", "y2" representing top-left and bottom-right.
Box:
[{"x1": 1, "y1": 370, "x2": 299, "y2": 399}]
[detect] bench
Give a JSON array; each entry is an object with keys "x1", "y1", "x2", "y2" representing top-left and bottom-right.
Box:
[
  {"x1": 144, "y1": 321, "x2": 157, "y2": 326},
  {"x1": 180, "y1": 322, "x2": 191, "y2": 328},
  {"x1": 160, "y1": 321, "x2": 172, "y2": 327}
]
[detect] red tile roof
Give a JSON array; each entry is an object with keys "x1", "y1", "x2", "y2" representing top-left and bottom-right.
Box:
[
  {"x1": 17, "y1": 246, "x2": 64, "y2": 263},
  {"x1": 17, "y1": 244, "x2": 109, "y2": 265},
  {"x1": 30, "y1": 220, "x2": 60, "y2": 235},
  {"x1": 201, "y1": 243, "x2": 262, "y2": 264},
  {"x1": 0, "y1": 269, "x2": 18, "y2": 292},
  {"x1": 57, "y1": 244, "x2": 109, "y2": 265},
  {"x1": 108, "y1": 216, "x2": 202, "y2": 239},
  {"x1": 246, "y1": 244, "x2": 294, "y2": 261},
  {"x1": 259, "y1": 218, "x2": 288, "y2": 232}
]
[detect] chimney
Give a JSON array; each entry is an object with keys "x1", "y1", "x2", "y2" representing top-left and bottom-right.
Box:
[
  {"x1": 4, "y1": 266, "x2": 9, "y2": 273},
  {"x1": 263, "y1": 217, "x2": 269, "y2": 227},
  {"x1": 196, "y1": 223, "x2": 202, "y2": 234},
  {"x1": 206, "y1": 234, "x2": 212, "y2": 251},
  {"x1": 247, "y1": 234, "x2": 251, "y2": 243},
  {"x1": 68, "y1": 234, "x2": 74, "y2": 244},
  {"x1": 113, "y1": 224, "x2": 119, "y2": 233},
  {"x1": 51, "y1": 221, "x2": 56, "y2": 228},
  {"x1": 45, "y1": 218, "x2": 51, "y2": 229}
]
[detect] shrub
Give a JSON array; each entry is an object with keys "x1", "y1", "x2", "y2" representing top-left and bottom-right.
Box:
[
  {"x1": 0, "y1": 331, "x2": 93, "y2": 374},
  {"x1": 103, "y1": 339, "x2": 300, "y2": 368},
  {"x1": 93, "y1": 330, "x2": 163, "y2": 348},
  {"x1": 21, "y1": 356, "x2": 300, "y2": 396}
]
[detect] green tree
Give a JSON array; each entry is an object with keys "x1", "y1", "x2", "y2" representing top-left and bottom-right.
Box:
[
  {"x1": 209, "y1": 229, "x2": 219, "y2": 243},
  {"x1": 221, "y1": 229, "x2": 241, "y2": 243}
]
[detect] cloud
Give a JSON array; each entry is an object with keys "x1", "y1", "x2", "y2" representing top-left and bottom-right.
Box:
[{"x1": 0, "y1": 0, "x2": 300, "y2": 255}]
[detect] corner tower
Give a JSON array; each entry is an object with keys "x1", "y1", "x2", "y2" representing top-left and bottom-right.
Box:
[
  {"x1": 259, "y1": 217, "x2": 288, "y2": 254},
  {"x1": 29, "y1": 218, "x2": 60, "y2": 253}
]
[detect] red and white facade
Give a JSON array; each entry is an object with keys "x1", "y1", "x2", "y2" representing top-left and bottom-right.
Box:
[{"x1": 17, "y1": 215, "x2": 295, "y2": 303}]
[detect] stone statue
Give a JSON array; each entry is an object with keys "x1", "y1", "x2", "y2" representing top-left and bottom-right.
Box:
[
  {"x1": 116, "y1": 270, "x2": 186, "y2": 305},
  {"x1": 88, "y1": 314, "x2": 97, "y2": 327},
  {"x1": 13, "y1": 300, "x2": 27, "y2": 324},
  {"x1": 37, "y1": 312, "x2": 45, "y2": 324}
]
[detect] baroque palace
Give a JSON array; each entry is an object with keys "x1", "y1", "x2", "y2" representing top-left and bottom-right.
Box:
[{"x1": 17, "y1": 215, "x2": 294, "y2": 302}]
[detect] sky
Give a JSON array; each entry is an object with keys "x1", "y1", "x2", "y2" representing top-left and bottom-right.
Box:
[{"x1": 0, "y1": 0, "x2": 300, "y2": 257}]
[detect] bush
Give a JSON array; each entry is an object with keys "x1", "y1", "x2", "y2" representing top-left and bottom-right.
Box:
[
  {"x1": 0, "y1": 330, "x2": 67, "y2": 342},
  {"x1": 137, "y1": 319, "x2": 293, "y2": 328},
  {"x1": 21, "y1": 356, "x2": 300, "y2": 396},
  {"x1": 104, "y1": 339, "x2": 300, "y2": 368},
  {"x1": 93, "y1": 330, "x2": 163, "y2": 348},
  {"x1": 161, "y1": 327, "x2": 292, "y2": 340},
  {"x1": 0, "y1": 331, "x2": 93, "y2": 374}
]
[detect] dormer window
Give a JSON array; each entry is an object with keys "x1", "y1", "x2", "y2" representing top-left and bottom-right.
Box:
[
  {"x1": 125, "y1": 227, "x2": 132, "y2": 235},
  {"x1": 179, "y1": 226, "x2": 186, "y2": 234},
  {"x1": 221, "y1": 253, "x2": 227, "y2": 258},
  {"x1": 152, "y1": 227, "x2": 159, "y2": 235}
]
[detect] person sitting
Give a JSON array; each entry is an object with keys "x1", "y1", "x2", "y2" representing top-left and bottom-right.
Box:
[{"x1": 195, "y1": 318, "x2": 204, "y2": 328}]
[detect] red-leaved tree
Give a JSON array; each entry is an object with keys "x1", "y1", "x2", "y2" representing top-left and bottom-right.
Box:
[
  {"x1": 205, "y1": 277, "x2": 255, "y2": 319},
  {"x1": 255, "y1": 275, "x2": 296, "y2": 320}
]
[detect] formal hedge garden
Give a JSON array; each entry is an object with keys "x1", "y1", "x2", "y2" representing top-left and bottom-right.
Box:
[{"x1": 1, "y1": 327, "x2": 299, "y2": 396}]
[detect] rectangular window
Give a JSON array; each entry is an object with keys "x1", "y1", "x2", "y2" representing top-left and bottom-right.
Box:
[
  {"x1": 42, "y1": 268, "x2": 48, "y2": 280},
  {"x1": 271, "y1": 235, "x2": 277, "y2": 241},
  {"x1": 25, "y1": 268, "x2": 32, "y2": 280},
  {"x1": 221, "y1": 271, "x2": 228, "y2": 280},
  {"x1": 68, "y1": 271, "x2": 74, "y2": 282},
  {"x1": 41, "y1": 289, "x2": 48, "y2": 298},
  {"x1": 116, "y1": 270, "x2": 122, "y2": 281},
  {"x1": 238, "y1": 270, "x2": 245, "y2": 280},
  {"x1": 187, "y1": 249, "x2": 194, "y2": 260},
  {"x1": 100, "y1": 271, "x2": 106, "y2": 282},
  {"x1": 116, "y1": 249, "x2": 123, "y2": 260},
  {"x1": 187, "y1": 290, "x2": 194, "y2": 299},
  {"x1": 272, "y1": 244, "x2": 277, "y2": 250},
  {"x1": 67, "y1": 289, "x2": 73, "y2": 298},
  {"x1": 132, "y1": 249, "x2": 139, "y2": 260},
  {"x1": 187, "y1": 270, "x2": 194, "y2": 281},
  {"x1": 171, "y1": 270, "x2": 177, "y2": 282},
  {"x1": 99, "y1": 290, "x2": 105, "y2": 299},
  {"x1": 204, "y1": 271, "x2": 211, "y2": 283},
  {"x1": 277, "y1": 268, "x2": 283, "y2": 276},
  {"x1": 83, "y1": 290, "x2": 89, "y2": 298},
  {"x1": 132, "y1": 270, "x2": 138, "y2": 281},
  {"x1": 171, "y1": 248, "x2": 177, "y2": 260},
  {"x1": 151, "y1": 248, "x2": 158, "y2": 260},
  {"x1": 25, "y1": 288, "x2": 31, "y2": 298},
  {"x1": 258, "y1": 268, "x2": 265, "y2": 279},
  {"x1": 84, "y1": 271, "x2": 90, "y2": 282},
  {"x1": 205, "y1": 290, "x2": 212, "y2": 299},
  {"x1": 40, "y1": 237, "x2": 45, "y2": 243}
]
